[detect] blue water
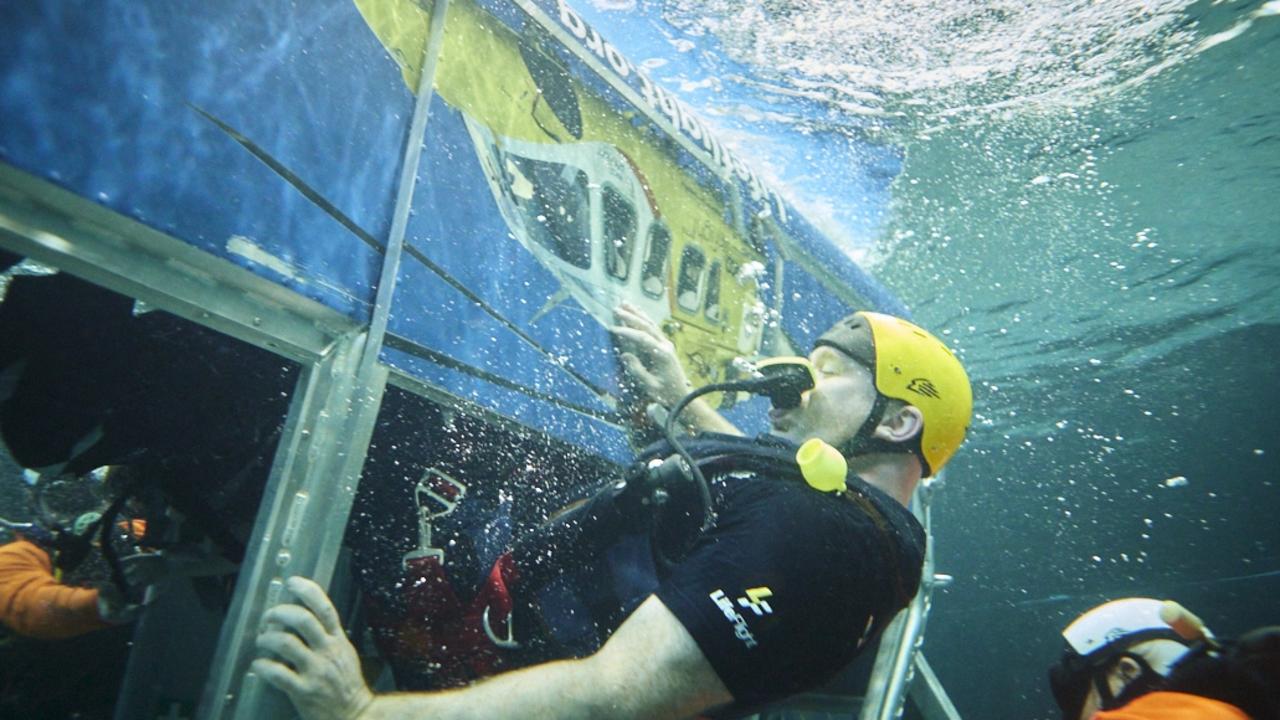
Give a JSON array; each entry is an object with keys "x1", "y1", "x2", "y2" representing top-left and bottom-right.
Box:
[
  {"x1": 842, "y1": 5, "x2": 1277, "y2": 719},
  {"x1": 628, "y1": 0, "x2": 1280, "y2": 717},
  {"x1": 878, "y1": 6, "x2": 1279, "y2": 718}
]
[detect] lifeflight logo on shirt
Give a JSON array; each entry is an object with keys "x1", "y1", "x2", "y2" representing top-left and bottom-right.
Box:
[
  {"x1": 709, "y1": 586, "x2": 774, "y2": 649},
  {"x1": 738, "y1": 587, "x2": 774, "y2": 616}
]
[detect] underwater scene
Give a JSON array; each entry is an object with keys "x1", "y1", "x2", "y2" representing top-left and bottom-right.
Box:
[{"x1": 1, "y1": 1, "x2": 1277, "y2": 719}]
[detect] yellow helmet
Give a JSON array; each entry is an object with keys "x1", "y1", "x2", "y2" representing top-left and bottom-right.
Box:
[{"x1": 815, "y1": 311, "x2": 972, "y2": 476}]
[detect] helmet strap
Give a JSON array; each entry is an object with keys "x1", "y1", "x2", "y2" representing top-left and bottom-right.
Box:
[
  {"x1": 839, "y1": 393, "x2": 898, "y2": 458},
  {"x1": 838, "y1": 391, "x2": 932, "y2": 474}
]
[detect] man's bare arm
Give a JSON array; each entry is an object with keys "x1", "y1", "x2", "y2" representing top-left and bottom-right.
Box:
[{"x1": 256, "y1": 578, "x2": 733, "y2": 720}]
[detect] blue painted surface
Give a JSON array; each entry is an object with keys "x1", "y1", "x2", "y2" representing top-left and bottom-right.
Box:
[
  {"x1": 386, "y1": 100, "x2": 616, "y2": 413},
  {"x1": 0, "y1": 0, "x2": 410, "y2": 319},
  {"x1": 775, "y1": 209, "x2": 910, "y2": 319},
  {"x1": 0, "y1": 0, "x2": 904, "y2": 459},
  {"x1": 380, "y1": 343, "x2": 634, "y2": 462}
]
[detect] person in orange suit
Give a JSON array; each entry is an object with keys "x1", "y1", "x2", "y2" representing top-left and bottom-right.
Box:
[
  {"x1": 0, "y1": 512, "x2": 149, "y2": 639},
  {"x1": 1048, "y1": 597, "x2": 1278, "y2": 720},
  {"x1": 0, "y1": 468, "x2": 156, "y2": 640}
]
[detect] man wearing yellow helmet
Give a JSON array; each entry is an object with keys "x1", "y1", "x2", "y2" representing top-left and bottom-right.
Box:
[
  {"x1": 254, "y1": 306, "x2": 972, "y2": 720},
  {"x1": 614, "y1": 304, "x2": 972, "y2": 498}
]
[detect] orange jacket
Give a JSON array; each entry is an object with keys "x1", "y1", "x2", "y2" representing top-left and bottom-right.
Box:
[
  {"x1": 1092, "y1": 691, "x2": 1250, "y2": 720},
  {"x1": 0, "y1": 539, "x2": 109, "y2": 640}
]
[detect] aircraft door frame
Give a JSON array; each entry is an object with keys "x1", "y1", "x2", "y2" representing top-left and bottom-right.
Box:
[{"x1": 202, "y1": 2, "x2": 452, "y2": 717}]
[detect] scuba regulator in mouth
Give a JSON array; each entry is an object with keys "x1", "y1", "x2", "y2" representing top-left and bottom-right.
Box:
[
  {"x1": 669, "y1": 357, "x2": 851, "y2": 494},
  {"x1": 731, "y1": 357, "x2": 818, "y2": 410},
  {"x1": 659, "y1": 356, "x2": 819, "y2": 534}
]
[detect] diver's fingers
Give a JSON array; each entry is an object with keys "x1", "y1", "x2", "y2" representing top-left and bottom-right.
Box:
[
  {"x1": 609, "y1": 324, "x2": 647, "y2": 352},
  {"x1": 286, "y1": 576, "x2": 344, "y2": 637},
  {"x1": 609, "y1": 322, "x2": 651, "y2": 344},
  {"x1": 262, "y1": 603, "x2": 329, "y2": 649},
  {"x1": 257, "y1": 629, "x2": 316, "y2": 672},
  {"x1": 613, "y1": 305, "x2": 666, "y2": 340},
  {"x1": 614, "y1": 303, "x2": 642, "y2": 325},
  {"x1": 252, "y1": 657, "x2": 305, "y2": 695},
  {"x1": 610, "y1": 325, "x2": 674, "y2": 358}
]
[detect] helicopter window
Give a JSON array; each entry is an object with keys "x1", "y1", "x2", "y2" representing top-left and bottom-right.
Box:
[
  {"x1": 676, "y1": 245, "x2": 705, "y2": 313},
  {"x1": 704, "y1": 260, "x2": 722, "y2": 322},
  {"x1": 602, "y1": 185, "x2": 636, "y2": 281},
  {"x1": 640, "y1": 222, "x2": 670, "y2": 298},
  {"x1": 506, "y1": 154, "x2": 591, "y2": 269}
]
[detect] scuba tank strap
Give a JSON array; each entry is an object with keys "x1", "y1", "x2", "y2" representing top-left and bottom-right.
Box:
[
  {"x1": 635, "y1": 433, "x2": 806, "y2": 483},
  {"x1": 687, "y1": 449, "x2": 806, "y2": 484}
]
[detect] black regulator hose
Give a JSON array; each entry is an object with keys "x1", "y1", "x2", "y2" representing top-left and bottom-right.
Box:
[
  {"x1": 662, "y1": 383, "x2": 732, "y2": 535},
  {"x1": 98, "y1": 476, "x2": 141, "y2": 602},
  {"x1": 662, "y1": 359, "x2": 817, "y2": 537}
]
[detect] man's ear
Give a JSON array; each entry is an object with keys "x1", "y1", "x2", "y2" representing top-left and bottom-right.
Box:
[
  {"x1": 1114, "y1": 655, "x2": 1142, "y2": 684},
  {"x1": 875, "y1": 404, "x2": 923, "y2": 443},
  {"x1": 1107, "y1": 655, "x2": 1144, "y2": 698}
]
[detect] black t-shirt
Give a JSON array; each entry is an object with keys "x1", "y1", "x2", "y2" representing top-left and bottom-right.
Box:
[
  {"x1": 654, "y1": 464, "x2": 925, "y2": 715},
  {"x1": 349, "y1": 429, "x2": 926, "y2": 709}
]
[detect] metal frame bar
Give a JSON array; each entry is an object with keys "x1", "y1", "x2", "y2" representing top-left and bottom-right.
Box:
[
  {"x1": 859, "y1": 473, "x2": 963, "y2": 720},
  {"x1": 200, "y1": 1, "x2": 453, "y2": 717},
  {"x1": 357, "y1": 0, "x2": 452, "y2": 381},
  {"x1": 910, "y1": 654, "x2": 963, "y2": 720},
  {"x1": 0, "y1": 163, "x2": 354, "y2": 363},
  {"x1": 198, "y1": 331, "x2": 389, "y2": 719}
]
